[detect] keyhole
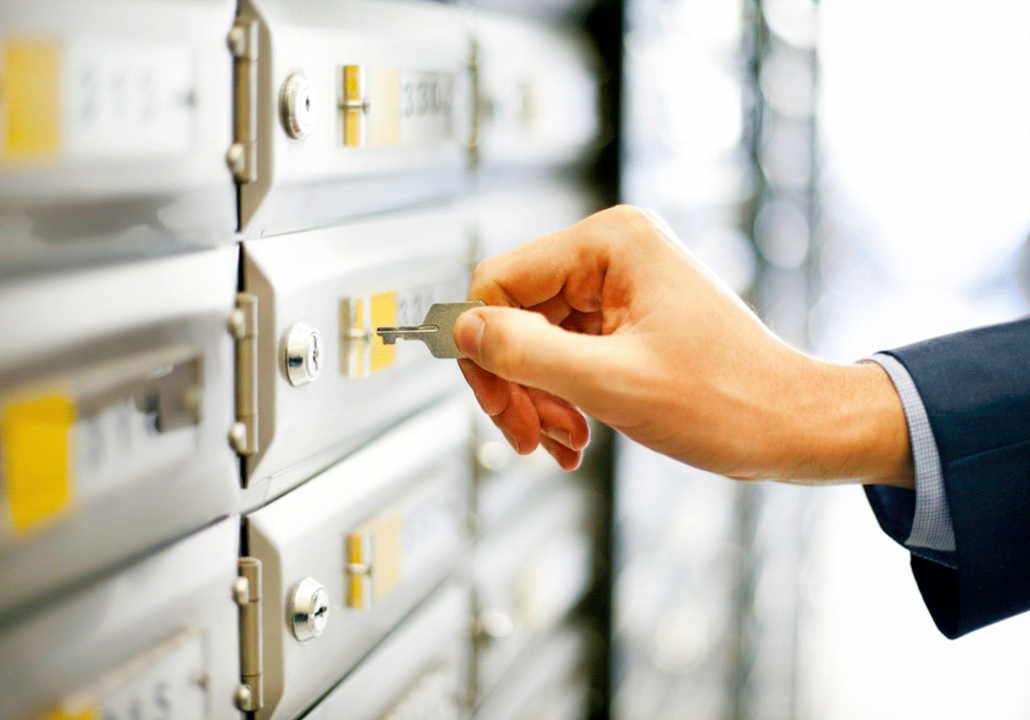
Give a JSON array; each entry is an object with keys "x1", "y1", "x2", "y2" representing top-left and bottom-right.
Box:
[{"x1": 310, "y1": 336, "x2": 321, "y2": 370}]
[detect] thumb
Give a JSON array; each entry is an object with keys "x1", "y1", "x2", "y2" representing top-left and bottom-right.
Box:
[{"x1": 453, "y1": 306, "x2": 599, "y2": 404}]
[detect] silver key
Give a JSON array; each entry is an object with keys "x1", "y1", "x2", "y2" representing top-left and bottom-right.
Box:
[{"x1": 376, "y1": 301, "x2": 485, "y2": 359}]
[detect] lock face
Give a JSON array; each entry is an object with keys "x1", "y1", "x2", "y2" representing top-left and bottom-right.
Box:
[
  {"x1": 290, "y1": 577, "x2": 330, "y2": 640},
  {"x1": 0, "y1": 247, "x2": 239, "y2": 615},
  {"x1": 280, "y1": 74, "x2": 315, "y2": 139},
  {"x1": 284, "y1": 322, "x2": 322, "y2": 386},
  {"x1": 0, "y1": 518, "x2": 241, "y2": 720},
  {"x1": 245, "y1": 398, "x2": 471, "y2": 720}
]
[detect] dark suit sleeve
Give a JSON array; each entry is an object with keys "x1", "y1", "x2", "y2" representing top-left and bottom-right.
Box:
[{"x1": 867, "y1": 316, "x2": 1030, "y2": 638}]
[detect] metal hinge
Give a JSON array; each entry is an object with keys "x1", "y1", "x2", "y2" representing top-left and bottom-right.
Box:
[
  {"x1": 227, "y1": 17, "x2": 260, "y2": 184},
  {"x1": 228, "y1": 292, "x2": 259, "y2": 456},
  {"x1": 233, "y1": 557, "x2": 263, "y2": 712}
]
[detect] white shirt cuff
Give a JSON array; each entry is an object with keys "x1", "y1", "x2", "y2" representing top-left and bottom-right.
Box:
[{"x1": 867, "y1": 353, "x2": 956, "y2": 552}]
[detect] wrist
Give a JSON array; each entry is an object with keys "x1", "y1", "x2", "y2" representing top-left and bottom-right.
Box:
[{"x1": 769, "y1": 355, "x2": 914, "y2": 486}]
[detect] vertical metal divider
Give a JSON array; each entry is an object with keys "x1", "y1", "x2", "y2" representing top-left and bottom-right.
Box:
[{"x1": 583, "y1": 3, "x2": 624, "y2": 719}]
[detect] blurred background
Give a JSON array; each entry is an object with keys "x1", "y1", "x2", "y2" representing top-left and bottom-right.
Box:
[
  {"x1": 1, "y1": 1, "x2": 1028, "y2": 719},
  {"x1": 616, "y1": 1, "x2": 1030, "y2": 718}
]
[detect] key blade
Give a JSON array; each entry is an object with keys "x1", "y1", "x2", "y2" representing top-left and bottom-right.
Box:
[
  {"x1": 419, "y1": 302, "x2": 484, "y2": 358},
  {"x1": 376, "y1": 326, "x2": 438, "y2": 345}
]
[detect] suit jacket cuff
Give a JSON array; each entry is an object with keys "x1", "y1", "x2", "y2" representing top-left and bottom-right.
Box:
[{"x1": 877, "y1": 317, "x2": 1030, "y2": 638}]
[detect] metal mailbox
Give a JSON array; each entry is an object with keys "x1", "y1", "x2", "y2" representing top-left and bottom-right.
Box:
[
  {"x1": 472, "y1": 407, "x2": 563, "y2": 534},
  {"x1": 473, "y1": 626, "x2": 592, "y2": 720},
  {"x1": 472, "y1": 483, "x2": 596, "y2": 699},
  {"x1": 0, "y1": 517, "x2": 242, "y2": 720},
  {"x1": 230, "y1": 0, "x2": 472, "y2": 236},
  {"x1": 474, "y1": 13, "x2": 600, "y2": 174},
  {"x1": 236, "y1": 204, "x2": 470, "y2": 507},
  {"x1": 474, "y1": 180, "x2": 601, "y2": 260},
  {"x1": 0, "y1": 247, "x2": 239, "y2": 614},
  {"x1": 244, "y1": 396, "x2": 471, "y2": 720},
  {"x1": 0, "y1": 0, "x2": 237, "y2": 277},
  {"x1": 303, "y1": 581, "x2": 471, "y2": 720}
]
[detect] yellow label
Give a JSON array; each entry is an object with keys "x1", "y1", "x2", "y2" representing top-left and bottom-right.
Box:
[
  {"x1": 342, "y1": 65, "x2": 400, "y2": 148},
  {"x1": 343, "y1": 65, "x2": 363, "y2": 147},
  {"x1": 1, "y1": 395, "x2": 76, "y2": 534},
  {"x1": 346, "y1": 532, "x2": 367, "y2": 609},
  {"x1": 2, "y1": 40, "x2": 62, "y2": 159},
  {"x1": 369, "y1": 291, "x2": 396, "y2": 373},
  {"x1": 35, "y1": 706, "x2": 98, "y2": 720},
  {"x1": 372, "y1": 514, "x2": 402, "y2": 601}
]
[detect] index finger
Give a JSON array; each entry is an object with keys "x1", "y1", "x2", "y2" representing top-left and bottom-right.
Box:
[{"x1": 468, "y1": 206, "x2": 646, "y2": 313}]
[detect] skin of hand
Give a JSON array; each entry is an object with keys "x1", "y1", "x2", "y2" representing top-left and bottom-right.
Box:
[{"x1": 453, "y1": 205, "x2": 915, "y2": 488}]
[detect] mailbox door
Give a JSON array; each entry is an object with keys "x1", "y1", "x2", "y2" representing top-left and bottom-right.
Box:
[
  {"x1": 0, "y1": 518, "x2": 241, "y2": 720},
  {"x1": 0, "y1": 247, "x2": 239, "y2": 614},
  {"x1": 246, "y1": 397, "x2": 471, "y2": 720}
]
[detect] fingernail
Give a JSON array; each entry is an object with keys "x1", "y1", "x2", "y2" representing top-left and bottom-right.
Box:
[
  {"x1": 454, "y1": 312, "x2": 485, "y2": 359},
  {"x1": 501, "y1": 430, "x2": 521, "y2": 454},
  {"x1": 543, "y1": 427, "x2": 573, "y2": 449}
]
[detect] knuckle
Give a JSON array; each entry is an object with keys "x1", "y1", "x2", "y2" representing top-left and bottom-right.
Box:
[{"x1": 469, "y1": 259, "x2": 492, "y2": 291}]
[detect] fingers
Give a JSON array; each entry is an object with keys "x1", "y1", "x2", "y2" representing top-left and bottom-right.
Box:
[
  {"x1": 491, "y1": 383, "x2": 541, "y2": 455},
  {"x1": 458, "y1": 358, "x2": 510, "y2": 417},
  {"x1": 539, "y1": 434, "x2": 583, "y2": 471},
  {"x1": 524, "y1": 387, "x2": 590, "y2": 451},
  {"x1": 460, "y1": 360, "x2": 590, "y2": 451}
]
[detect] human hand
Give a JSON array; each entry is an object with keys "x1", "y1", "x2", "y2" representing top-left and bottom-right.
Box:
[{"x1": 454, "y1": 206, "x2": 913, "y2": 486}]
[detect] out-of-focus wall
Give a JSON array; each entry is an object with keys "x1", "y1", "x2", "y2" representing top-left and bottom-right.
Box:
[{"x1": 800, "y1": 2, "x2": 1030, "y2": 718}]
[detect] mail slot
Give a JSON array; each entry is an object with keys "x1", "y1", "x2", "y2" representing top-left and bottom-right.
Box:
[
  {"x1": 475, "y1": 13, "x2": 600, "y2": 174},
  {"x1": 237, "y1": 204, "x2": 469, "y2": 506},
  {"x1": 0, "y1": 517, "x2": 241, "y2": 720},
  {"x1": 245, "y1": 397, "x2": 471, "y2": 720},
  {"x1": 472, "y1": 483, "x2": 596, "y2": 699},
  {"x1": 302, "y1": 581, "x2": 471, "y2": 720},
  {"x1": 0, "y1": 247, "x2": 239, "y2": 615},
  {"x1": 0, "y1": 0, "x2": 237, "y2": 276},
  {"x1": 231, "y1": 0, "x2": 472, "y2": 236}
]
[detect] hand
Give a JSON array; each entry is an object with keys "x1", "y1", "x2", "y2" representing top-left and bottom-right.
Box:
[{"x1": 454, "y1": 206, "x2": 913, "y2": 486}]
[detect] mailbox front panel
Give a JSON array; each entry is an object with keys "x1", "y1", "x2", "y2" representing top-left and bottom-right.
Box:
[
  {"x1": 0, "y1": 518, "x2": 241, "y2": 720},
  {"x1": 233, "y1": 0, "x2": 472, "y2": 236},
  {"x1": 0, "y1": 0, "x2": 237, "y2": 276},
  {"x1": 0, "y1": 247, "x2": 239, "y2": 614},
  {"x1": 475, "y1": 14, "x2": 600, "y2": 174},
  {"x1": 472, "y1": 484, "x2": 596, "y2": 699},
  {"x1": 303, "y1": 581, "x2": 471, "y2": 720},
  {"x1": 473, "y1": 627, "x2": 592, "y2": 720},
  {"x1": 246, "y1": 397, "x2": 471, "y2": 720},
  {"x1": 239, "y1": 204, "x2": 470, "y2": 505}
]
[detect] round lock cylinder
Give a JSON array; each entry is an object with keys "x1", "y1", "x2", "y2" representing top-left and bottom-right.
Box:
[
  {"x1": 280, "y1": 73, "x2": 314, "y2": 139},
  {"x1": 284, "y1": 322, "x2": 322, "y2": 386},
  {"x1": 289, "y1": 577, "x2": 330, "y2": 641}
]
